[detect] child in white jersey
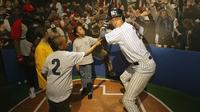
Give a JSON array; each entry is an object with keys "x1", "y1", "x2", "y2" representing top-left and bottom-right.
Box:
[{"x1": 42, "y1": 36, "x2": 101, "y2": 112}]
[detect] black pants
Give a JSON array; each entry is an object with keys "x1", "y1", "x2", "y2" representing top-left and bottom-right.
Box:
[
  {"x1": 48, "y1": 98, "x2": 71, "y2": 112},
  {"x1": 21, "y1": 56, "x2": 37, "y2": 88}
]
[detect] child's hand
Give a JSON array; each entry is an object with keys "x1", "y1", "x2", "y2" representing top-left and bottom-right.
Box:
[
  {"x1": 95, "y1": 39, "x2": 102, "y2": 46},
  {"x1": 76, "y1": 64, "x2": 80, "y2": 71}
]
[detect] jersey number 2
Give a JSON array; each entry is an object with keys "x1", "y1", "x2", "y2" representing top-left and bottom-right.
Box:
[{"x1": 52, "y1": 59, "x2": 61, "y2": 75}]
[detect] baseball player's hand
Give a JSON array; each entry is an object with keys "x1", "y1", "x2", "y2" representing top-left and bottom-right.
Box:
[{"x1": 99, "y1": 27, "x2": 106, "y2": 38}]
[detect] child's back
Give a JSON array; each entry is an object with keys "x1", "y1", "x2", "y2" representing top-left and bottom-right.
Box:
[
  {"x1": 42, "y1": 35, "x2": 101, "y2": 112},
  {"x1": 43, "y1": 51, "x2": 84, "y2": 103}
]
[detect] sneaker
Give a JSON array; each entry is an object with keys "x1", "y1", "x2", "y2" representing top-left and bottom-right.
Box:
[
  {"x1": 106, "y1": 71, "x2": 116, "y2": 79},
  {"x1": 29, "y1": 87, "x2": 36, "y2": 98},
  {"x1": 88, "y1": 92, "x2": 93, "y2": 99},
  {"x1": 79, "y1": 87, "x2": 83, "y2": 92},
  {"x1": 81, "y1": 89, "x2": 87, "y2": 95},
  {"x1": 69, "y1": 104, "x2": 72, "y2": 108},
  {"x1": 29, "y1": 92, "x2": 36, "y2": 98}
]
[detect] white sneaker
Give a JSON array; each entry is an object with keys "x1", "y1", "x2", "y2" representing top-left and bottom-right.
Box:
[
  {"x1": 79, "y1": 87, "x2": 83, "y2": 92},
  {"x1": 69, "y1": 104, "x2": 72, "y2": 108},
  {"x1": 29, "y1": 92, "x2": 36, "y2": 98},
  {"x1": 29, "y1": 87, "x2": 36, "y2": 98}
]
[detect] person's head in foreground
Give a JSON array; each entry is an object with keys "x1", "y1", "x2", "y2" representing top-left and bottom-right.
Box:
[{"x1": 48, "y1": 36, "x2": 68, "y2": 51}]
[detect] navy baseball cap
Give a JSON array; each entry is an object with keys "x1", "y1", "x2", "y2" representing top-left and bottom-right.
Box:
[{"x1": 108, "y1": 8, "x2": 123, "y2": 20}]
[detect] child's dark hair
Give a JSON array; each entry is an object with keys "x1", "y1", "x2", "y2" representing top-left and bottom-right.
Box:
[{"x1": 73, "y1": 23, "x2": 86, "y2": 36}]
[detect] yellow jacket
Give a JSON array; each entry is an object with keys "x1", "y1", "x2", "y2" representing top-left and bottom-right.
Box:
[{"x1": 35, "y1": 41, "x2": 53, "y2": 89}]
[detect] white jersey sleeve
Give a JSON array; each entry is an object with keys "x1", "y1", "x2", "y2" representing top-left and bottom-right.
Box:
[
  {"x1": 70, "y1": 52, "x2": 85, "y2": 65},
  {"x1": 72, "y1": 41, "x2": 77, "y2": 52},
  {"x1": 105, "y1": 28, "x2": 121, "y2": 44}
]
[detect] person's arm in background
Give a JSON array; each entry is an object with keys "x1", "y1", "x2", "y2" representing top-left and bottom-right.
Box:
[
  {"x1": 4, "y1": 19, "x2": 11, "y2": 32},
  {"x1": 57, "y1": 27, "x2": 65, "y2": 36},
  {"x1": 173, "y1": 18, "x2": 182, "y2": 36}
]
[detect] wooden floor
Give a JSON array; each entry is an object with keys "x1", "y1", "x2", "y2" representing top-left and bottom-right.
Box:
[{"x1": 9, "y1": 78, "x2": 172, "y2": 112}]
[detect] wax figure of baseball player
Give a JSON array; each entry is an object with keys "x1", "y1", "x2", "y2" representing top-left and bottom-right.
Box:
[
  {"x1": 101, "y1": 8, "x2": 156, "y2": 112},
  {"x1": 42, "y1": 36, "x2": 101, "y2": 112}
]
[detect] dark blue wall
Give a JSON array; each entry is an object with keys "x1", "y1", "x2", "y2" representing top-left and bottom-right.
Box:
[
  {"x1": 1, "y1": 49, "x2": 27, "y2": 84},
  {"x1": 150, "y1": 47, "x2": 200, "y2": 96},
  {"x1": 1, "y1": 46, "x2": 200, "y2": 96}
]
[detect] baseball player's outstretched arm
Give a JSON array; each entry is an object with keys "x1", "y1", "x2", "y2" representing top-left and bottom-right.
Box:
[{"x1": 84, "y1": 39, "x2": 102, "y2": 56}]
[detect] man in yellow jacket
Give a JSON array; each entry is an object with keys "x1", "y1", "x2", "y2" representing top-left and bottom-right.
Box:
[{"x1": 35, "y1": 31, "x2": 53, "y2": 89}]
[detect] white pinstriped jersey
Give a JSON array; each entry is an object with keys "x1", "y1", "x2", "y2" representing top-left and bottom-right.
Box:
[
  {"x1": 105, "y1": 22, "x2": 150, "y2": 63},
  {"x1": 42, "y1": 51, "x2": 85, "y2": 103}
]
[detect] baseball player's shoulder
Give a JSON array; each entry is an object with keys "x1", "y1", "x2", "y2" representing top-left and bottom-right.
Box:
[
  {"x1": 122, "y1": 22, "x2": 135, "y2": 31},
  {"x1": 122, "y1": 22, "x2": 132, "y2": 28}
]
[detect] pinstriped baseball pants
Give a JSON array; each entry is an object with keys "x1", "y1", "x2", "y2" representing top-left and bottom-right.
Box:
[{"x1": 120, "y1": 59, "x2": 156, "y2": 112}]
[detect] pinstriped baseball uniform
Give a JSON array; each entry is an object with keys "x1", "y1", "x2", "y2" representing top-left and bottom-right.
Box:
[{"x1": 105, "y1": 22, "x2": 156, "y2": 112}]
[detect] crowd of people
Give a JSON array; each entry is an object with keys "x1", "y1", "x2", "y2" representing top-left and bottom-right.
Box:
[
  {"x1": 1, "y1": 0, "x2": 200, "y2": 51},
  {"x1": 0, "y1": 0, "x2": 200, "y2": 111}
]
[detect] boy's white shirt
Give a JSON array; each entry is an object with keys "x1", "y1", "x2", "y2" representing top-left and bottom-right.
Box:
[{"x1": 42, "y1": 51, "x2": 85, "y2": 103}]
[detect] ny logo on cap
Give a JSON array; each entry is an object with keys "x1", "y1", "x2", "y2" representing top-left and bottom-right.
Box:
[{"x1": 110, "y1": 10, "x2": 118, "y2": 17}]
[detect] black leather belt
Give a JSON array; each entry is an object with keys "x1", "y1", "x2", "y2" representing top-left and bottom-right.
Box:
[
  {"x1": 133, "y1": 56, "x2": 152, "y2": 65},
  {"x1": 133, "y1": 62, "x2": 139, "y2": 65},
  {"x1": 149, "y1": 56, "x2": 152, "y2": 59}
]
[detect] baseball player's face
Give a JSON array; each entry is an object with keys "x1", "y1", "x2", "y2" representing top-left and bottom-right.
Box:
[
  {"x1": 111, "y1": 18, "x2": 117, "y2": 28},
  {"x1": 111, "y1": 17, "x2": 120, "y2": 28},
  {"x1": 76, "y1": 26, "x2": 85, "y2": 37}
]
